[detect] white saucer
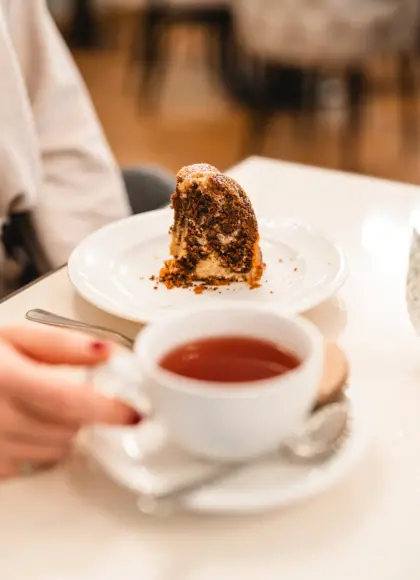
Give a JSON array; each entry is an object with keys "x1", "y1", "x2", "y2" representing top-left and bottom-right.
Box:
[
  {"x1": 68, "y1": 209, "x2": 348, "y2": 323},
  {"x1": 83, "y1": 391, "x2": 368, "y2": 515}
]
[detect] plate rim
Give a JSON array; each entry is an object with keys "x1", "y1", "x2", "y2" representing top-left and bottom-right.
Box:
[
  {"x1": 67, "y1": 208, "x2": 349, "y2": 323},
  {"x1": 84, "y1": 392, "x2": 368, "y2": 516}
]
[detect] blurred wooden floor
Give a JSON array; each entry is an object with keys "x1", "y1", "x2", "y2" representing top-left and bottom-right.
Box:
[{"x1": 74, "y1": 29, "x2": 420, "y2": 184}]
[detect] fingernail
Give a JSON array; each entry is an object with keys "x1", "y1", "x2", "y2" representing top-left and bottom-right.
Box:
[
  {"x1": 91, "y1": 341, "x2": 107, "y2": 353},
  {"x1": 127, "y1": 411, "x2": 143, "y2": 426}
]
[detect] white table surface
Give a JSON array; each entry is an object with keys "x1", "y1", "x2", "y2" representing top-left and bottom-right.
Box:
[{"x1": 1, "y1": 156, "x2": 420, "y2": 579}]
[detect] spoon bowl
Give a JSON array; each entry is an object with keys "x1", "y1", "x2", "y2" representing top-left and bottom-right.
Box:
[{"x1": 283, "y1": 401, "x2": 348, "y2": 461}]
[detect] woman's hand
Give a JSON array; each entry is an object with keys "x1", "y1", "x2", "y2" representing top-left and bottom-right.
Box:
[{"x1": 0, "y1": 325, "x2": 140, "y2": 478}]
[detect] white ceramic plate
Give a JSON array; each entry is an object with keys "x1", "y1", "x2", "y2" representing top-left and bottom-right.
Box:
[
  {"x1": 68, "y1": 208, "x2": 348, "y2": 323},
  {"x1": 83, "y1": 391, "x2": 368, "y2": 516}
]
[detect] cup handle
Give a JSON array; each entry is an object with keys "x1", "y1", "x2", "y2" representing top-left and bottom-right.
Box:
[{"x1": 91, "y1": 352, "x2": 152, "y2": 419}]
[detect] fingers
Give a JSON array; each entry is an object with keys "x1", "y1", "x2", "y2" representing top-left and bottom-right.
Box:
[
  {"x1": 15, "y1": 371, "x2": 141, "y2": 426},
  {"x1": 0, "y1": 399, "x2": 74, "y2": 471},
  {"x1": 0, "y1": 324, "x2": 113, "y2": 366},
  {"x1": 0, "y1": 439, "x2": 70, "y2": 463},
  {"x1": 0, "y1": 399, "x2": 72, "y2": 476},
  {"x1": 0, "y1": 398, "x2": 78, "y2": 444},
  {"x1": 0, "y1": 460, "x2": 20, "y2": 479},
  {"x1": 0, "y1": 327, "x2": 143, "y2": 479},
  {"x1": 0, "y1": 339, "x2": 141, "y2": 427}
]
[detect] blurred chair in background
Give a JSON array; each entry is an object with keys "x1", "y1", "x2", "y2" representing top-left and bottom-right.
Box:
[
  {"x1": 128, "y1": 0, "x2": 232, "y2": 104},
  {"x1": 230, "y1": 0, "x2": 420, "y2": 170},
  {"x1": 67, "y1": 0, "x2": 101, "y2": 48}
]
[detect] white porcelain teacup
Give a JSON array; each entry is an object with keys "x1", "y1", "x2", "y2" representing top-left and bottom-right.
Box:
[{"x1": 95, "y1": 307, "x2": 324, "y2": 462}]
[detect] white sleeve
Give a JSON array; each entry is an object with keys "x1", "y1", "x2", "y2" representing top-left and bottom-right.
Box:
[{"x1": 7, "y1": 0, "x2": 131, "y2": 267}]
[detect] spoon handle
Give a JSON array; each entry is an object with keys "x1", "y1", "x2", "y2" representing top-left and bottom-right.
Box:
[
  {"x1": 25, "y1": 309, "x2": 134, "y2": 348},
  {"x1": 137, "y1": 462, "x2": 245, "y2": 514},
  {"x1": 157, "y1": 464, "x2": 241, "y2": 502}
]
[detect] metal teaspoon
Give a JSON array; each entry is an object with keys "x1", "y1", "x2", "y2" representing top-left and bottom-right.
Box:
[{"x1": 26, "y1": 309, "x2": 134, "y2": 349}]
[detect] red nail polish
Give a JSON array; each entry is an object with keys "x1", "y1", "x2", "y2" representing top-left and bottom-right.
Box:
[
  {"x1": 128, "y1": 411, "x2": 143, "y2": 426},
  {"x1": 91, "y1": 341, "x2": 107, "y2": 352}
]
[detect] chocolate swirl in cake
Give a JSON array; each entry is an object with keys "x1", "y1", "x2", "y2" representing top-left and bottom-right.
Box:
[{"x1": 160, "y1": 164, "x2": 264, "y2": 289}]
